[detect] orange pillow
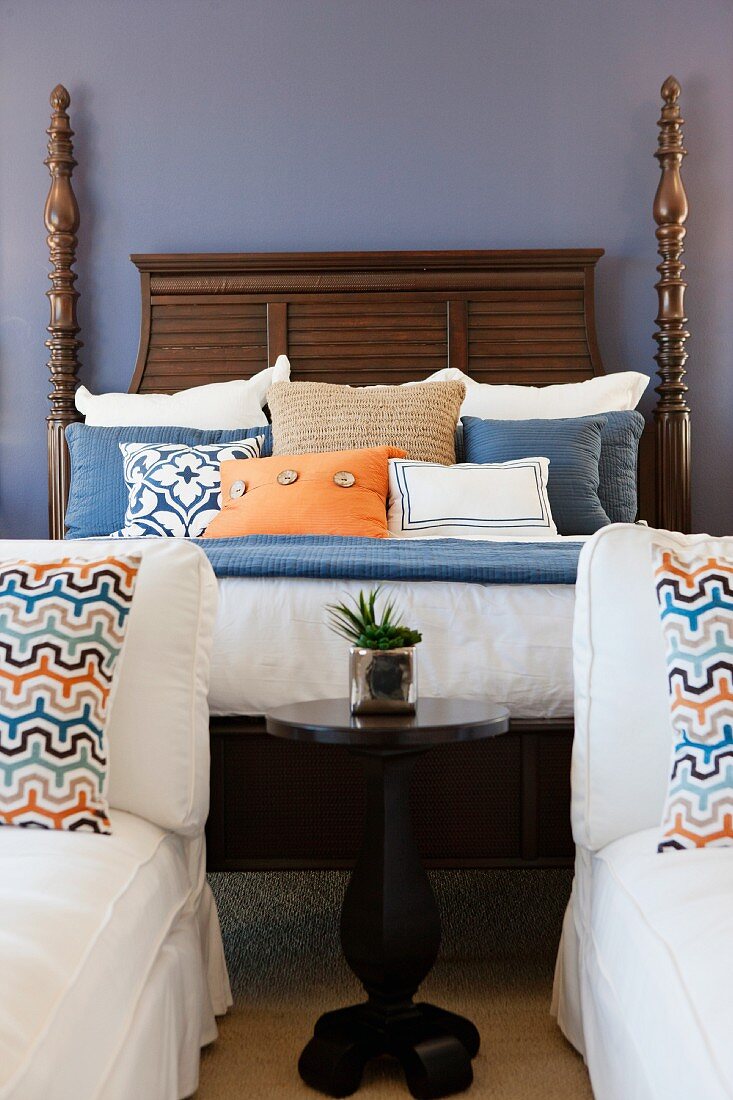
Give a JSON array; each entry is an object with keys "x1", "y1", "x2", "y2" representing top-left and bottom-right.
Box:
[{"x1": 202, "y1": 446, "x2": 406, "y2": 539}]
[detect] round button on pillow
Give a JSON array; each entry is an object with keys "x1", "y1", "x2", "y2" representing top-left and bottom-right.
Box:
[{"x1": 202, "y1": 446, "x2": 405, "y2": 539}]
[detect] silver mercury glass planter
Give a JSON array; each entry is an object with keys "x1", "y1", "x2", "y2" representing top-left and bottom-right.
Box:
[{"x1": 349, "y1": 646, "x2": 417, "y2": 715}]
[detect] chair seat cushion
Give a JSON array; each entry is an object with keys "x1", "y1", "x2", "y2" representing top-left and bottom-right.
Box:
[
  {"x1": 0, "y1": 810, "x2": 194, "y2": 1099},
  {"x1": 589, "y1": 828, "x2": 733, "y2": 1099}
]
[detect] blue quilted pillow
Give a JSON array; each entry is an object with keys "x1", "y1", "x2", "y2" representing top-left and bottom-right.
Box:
[
  {"x1": 65, "y1": 423, "x2": 273, "y2": 538},
  {"x1": 462, "y1": 414, "x2": 610, "y2": 535},
  {"x1": 597, "y1": 410, "x2": 645, "y2": 524}
]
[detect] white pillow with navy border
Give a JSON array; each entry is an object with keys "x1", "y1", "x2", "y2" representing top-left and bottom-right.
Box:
[
  {"x1": 387, "y1": 457, "x2": 557, "y2": 539},
  {"x1": 111, "y1": 436, "x2": 263, "y2": 538},
  {"x1": 76, "y1": 355, "x2": 290, "y2": 428}
]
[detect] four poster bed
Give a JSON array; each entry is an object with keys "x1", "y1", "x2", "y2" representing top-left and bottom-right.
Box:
[{"x1": 41, "y1": 79, "x2": 691, "y2": 870}]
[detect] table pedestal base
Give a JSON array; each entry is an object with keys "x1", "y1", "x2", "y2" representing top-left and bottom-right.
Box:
[{"x1": 299, "y1": 1000, "x2": 480, "y2": 1099}]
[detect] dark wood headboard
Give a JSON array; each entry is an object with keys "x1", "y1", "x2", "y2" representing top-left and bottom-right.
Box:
[
  {"x1": 128, "y1": 249, "x2": 604, "y2": 393},
  {"x1": 43, "y1": 80, "x2": 691, "y2": 540}
]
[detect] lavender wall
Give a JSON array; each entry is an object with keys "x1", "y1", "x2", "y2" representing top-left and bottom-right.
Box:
[{"x1": 1, "y1": 0, "x2": 731, "y2": 537}]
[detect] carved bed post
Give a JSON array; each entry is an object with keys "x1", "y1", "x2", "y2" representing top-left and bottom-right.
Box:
[
  {"x1": 45, "y1": 84, "x2": 82, "y2": 539},
  {"x1": 653, "y1": 76, "x2": 691, "y2": 532}
]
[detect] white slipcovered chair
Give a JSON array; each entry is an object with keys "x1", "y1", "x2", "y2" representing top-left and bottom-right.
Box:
[
  {"x1": 553, "y1": 524, "x2": 733, "y2": 1100},
  {"x1": 0, "y1": 540, "x2": 232, "y2": 1100}
]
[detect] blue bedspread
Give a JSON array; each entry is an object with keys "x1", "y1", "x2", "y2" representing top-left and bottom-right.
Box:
[{"x1": 194, "y1": 535, "x2": 582, "y2": 585}]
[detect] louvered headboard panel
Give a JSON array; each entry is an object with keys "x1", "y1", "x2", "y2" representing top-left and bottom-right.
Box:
[
  {"x1": 129, "y1": 250, "x2": 604, "y2": 393},
  {"x1": 286, "y1": 300, "x2": 448, "y2": 383},
  {"x1": 137, "y1": 301, "x2": 269, "y2": 391},
  {"x1": 467, "y1": 284, "x2": 592, "y2": 384}
]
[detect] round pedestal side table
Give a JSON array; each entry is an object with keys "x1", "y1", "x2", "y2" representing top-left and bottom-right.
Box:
[{"x1": 266, "y1": 697, "x2": 510, "y2": 1100}]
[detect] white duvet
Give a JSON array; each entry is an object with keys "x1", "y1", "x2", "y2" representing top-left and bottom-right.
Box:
[
  {"x1": 210, "y1": 574, "x2": 577, "y2": 719},
  {"x1": 76, "y1": 531, "x2": 582, "y2": 719}
]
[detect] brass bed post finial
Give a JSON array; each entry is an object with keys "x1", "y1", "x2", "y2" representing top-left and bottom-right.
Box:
[
  {"x1": 45, "y1": 83, "x2": 82, "y2": 539},
  {"x1": 653, "y1": 75, "x2": 691, "y2": 532}
]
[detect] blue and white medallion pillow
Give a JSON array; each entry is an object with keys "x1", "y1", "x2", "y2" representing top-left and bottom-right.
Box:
[{"x1": 112, "y1": 436, "x2": 263, "y2": 538}]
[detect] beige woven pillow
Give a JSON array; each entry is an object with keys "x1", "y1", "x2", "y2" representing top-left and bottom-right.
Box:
[{"x1": 267, "y1": 379, "x2": 465, "y2": 465}]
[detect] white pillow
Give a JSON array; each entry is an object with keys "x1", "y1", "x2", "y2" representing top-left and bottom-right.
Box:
[
  {"x1": 453, "y1": 369, "x2": 648, "y2": 419},
  {"x1": 271, "y1": 366, "x2": 463, "y2": 390},
  {"x1": 275, "y1": 363, "x2": 646, "y2": 417},
  {"x1": 367, "y1": 368, "x2": 463, "y2": 389},
  {"x1": 76, "y1": 355, "x2": 291, "y2": 428},
  {"x1": 0, "y1": 539, "x2": 218, "y2": 836},
  {"x1": 388, "y1": 457, "x2": 557, "y2": 539}
]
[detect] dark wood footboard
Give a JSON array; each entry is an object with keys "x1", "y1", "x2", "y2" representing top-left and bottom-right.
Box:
[{"x1": 206, "y1": 717, "x2": 574, "y2": 870}]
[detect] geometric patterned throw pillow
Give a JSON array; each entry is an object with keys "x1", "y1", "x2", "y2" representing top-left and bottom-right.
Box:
[
  {"x1": 0, "y1": 556, "x2": 140, "y2": 832},
  {"x1": 653, "y1": 544, "x2": 733, "y2": 852},
  {"x1": 111, "y1": 436, "x2": 263, "y2": 538}
]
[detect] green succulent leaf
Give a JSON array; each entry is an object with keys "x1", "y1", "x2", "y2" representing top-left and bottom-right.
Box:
[{"x1": 325, "y1": 588, "x2": 422, "y2": 651}]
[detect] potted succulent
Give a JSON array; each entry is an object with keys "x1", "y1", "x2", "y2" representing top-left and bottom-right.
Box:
[{"x1": 326, "y1": 587, "x2": 422, "y2": 715}]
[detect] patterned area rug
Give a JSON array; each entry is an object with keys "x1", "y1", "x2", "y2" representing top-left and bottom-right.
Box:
[{"x1": 197, "y1": 869, "x2": 592, "y2": 1099}]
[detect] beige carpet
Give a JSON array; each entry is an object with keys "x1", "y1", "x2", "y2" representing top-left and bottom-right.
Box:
[{"x1": 197, "y1": 869, "x2": 592, "y2": 1099}]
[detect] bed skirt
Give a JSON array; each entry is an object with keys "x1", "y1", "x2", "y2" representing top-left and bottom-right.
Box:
[{"x1": 206, "y1": 717, "x2": 574, "y2": 870}]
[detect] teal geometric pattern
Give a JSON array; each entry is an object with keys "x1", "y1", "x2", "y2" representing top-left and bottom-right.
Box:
[
  {"x1": 0, "y1": 556, "x2": 140, "y2": 832},
  {"x1": 653, "y1": 544, "x2": 733, "y2": 852}
]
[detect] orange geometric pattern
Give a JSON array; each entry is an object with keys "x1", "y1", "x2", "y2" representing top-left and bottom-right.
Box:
[
  {"x1": 0, "y1": 556, "x2": 140, "y2": 832},
  {"x1": 653, "y1": 545, "x2": 733, "y2": 852}
]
